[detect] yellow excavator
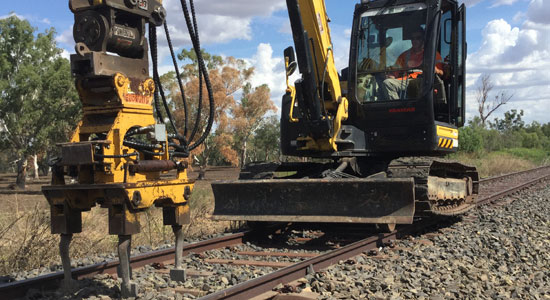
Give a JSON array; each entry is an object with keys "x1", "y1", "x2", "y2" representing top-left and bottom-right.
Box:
[{"x1": 212, "y1": 0, "x2": 477, "y2": 231}]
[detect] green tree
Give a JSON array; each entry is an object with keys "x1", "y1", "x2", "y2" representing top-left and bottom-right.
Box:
[
  {"x1": 0, "y1": 16, "x2": 80, "y2": 188},
  {"x1": 490, "y1": 109, "x2": 525, "y2": 133},
  {"x1": 250, "y1": 115, "x2": 280, "y2": 162},
  {"x1": 231, "y1": 84, "x2": 276, "y2": 166},
  {"x1": 177, "y1": 48, "x2": 224, "y2": 79}
]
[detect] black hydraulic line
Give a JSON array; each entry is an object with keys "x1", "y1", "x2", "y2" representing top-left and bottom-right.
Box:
[
  {"x1": 178, "y1": 0, "x2": 215, "y2": 151},
  {"x1": 140, "y1": 150, "x2": 165, "y2": 157},
  {"x1": 169, "y1": 142, "x2": 189, "y2": 154},
  {"x1": 153, "y1": 90, "x2": 164, "y2": 124},
  {"x1": 189, "y1": 65, "x2": 204, "y2": 144},
  {"x1": 149, "y1": 25, "x2": 188, "y2": 151},
  {"x1": 94, "y1": 153, "x2": 139, "y2": 159},
  {"x1": 144, "y1": 0, "x2": 214, "y2": 157},
  {"x1": 309, "y1": 38, "x2": 321, "y2": 90},
  {"x1": 149, "y1": 26, "x2": 166, "y2": 125},
  {"x1": 163, "y1": 21, "x2": 189, "y2": 139},
  {"x1": 123, "y1": 139, "x2": 162, "y2": 151},
  {"x1": 187, "y1": 0, "x2": 204, "y2": 143},
  {"x1": 320, "y1": 48, "x2": 331, "y2": 114},
  {"x1": 125, "y1": 126, "x2": 153, "y2": 137}
]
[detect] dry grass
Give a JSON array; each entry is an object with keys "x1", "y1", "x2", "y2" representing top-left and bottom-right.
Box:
[
  {"x1": 0, "y1": 153, "x2": 542, "y2": 275},
  {"x1": 0, "y1": 181, "x2": 230, "y2": 275},
  {"x1": 452, "y1": 152, "x2": 538, "y2": 178}
]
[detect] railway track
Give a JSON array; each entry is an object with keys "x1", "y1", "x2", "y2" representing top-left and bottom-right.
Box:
[{"x1": 2, "y1": 165, "x2": 550, "y2": 299}]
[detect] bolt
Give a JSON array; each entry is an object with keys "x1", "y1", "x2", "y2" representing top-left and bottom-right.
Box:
[
  {"x1": 116, "y1": 75, "x2": 126, "y2": 87},
  {"x1": 147, "y1": 80, "x2": 155, "y2": 92},
  {"x1": 183, "y1": 186, "x2": 191, "y2": 201},
  {"x1": 132, "y1": 191, "x2": 142, "y2": 206}
]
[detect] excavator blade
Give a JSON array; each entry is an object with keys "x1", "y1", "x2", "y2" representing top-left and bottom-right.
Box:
[{"x1": 211, "y1": 178, "x2": 415, "y2": 224}]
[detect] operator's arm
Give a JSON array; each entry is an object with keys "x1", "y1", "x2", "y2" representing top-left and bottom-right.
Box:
[
  {"x1": 435, "y1": 52, "x2": 446, "y2": 78},
  {"x1": 386, "y1": 51, "x2": 408, "y2": 79}
]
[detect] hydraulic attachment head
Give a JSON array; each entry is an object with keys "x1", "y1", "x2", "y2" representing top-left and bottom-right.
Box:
[{"x1": 43, "y1": 1, "x2": 211, "y2": 297}]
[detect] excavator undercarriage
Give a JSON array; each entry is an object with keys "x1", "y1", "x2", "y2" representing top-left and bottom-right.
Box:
[{"x1": 212, "y1": 157, "x2": 478, "y2": 226}]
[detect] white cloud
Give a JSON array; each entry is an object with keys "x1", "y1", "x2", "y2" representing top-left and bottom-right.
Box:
[
  {"x1": 246, "y1": 43, "x2": 287, "y2": 109},
  {"x1": 59, "y1": 49, "x2": 71, "y2": 60},
  {"x1": 526, "y1": 0, "x2": 550, "y2": 24},
  {"x1": 513, "y1": 11, "x2": 526, "y2": 23},
  {"x1": 161, "y1": 0, "x2": 286, "y2": 47},
  {"x1": 489, "y1": 0, "x2": 520, "y2": 8},
  {"x1": 56, "y1": 26, "x2": 73, "y2": 45},
  {"x1": 465, "y1": 1, "x2": 550, "y2": 123},
  {"x1": 332, "y1": 27, "x2": 351, "y2": 71},
  {"x1": 0, "y1": 12, "x2": 24, "y2": 20},
  {"x1": 193, "y1": 0, "x2": 285, "y2": 17},
  {"x1": 279, "y1": 20, "x2": 292, "y2": 34},
  {"x1": 461, "y1": 0, "x2": 485, "y2": 7}
]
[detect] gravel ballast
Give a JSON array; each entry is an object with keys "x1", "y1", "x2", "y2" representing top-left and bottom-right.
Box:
[
  {"x1": 302, "y1": 185, "x2": 550, "y2": 299},
  {"x1": 11, "y1": 183, "x2": 550, "y2": 299}
]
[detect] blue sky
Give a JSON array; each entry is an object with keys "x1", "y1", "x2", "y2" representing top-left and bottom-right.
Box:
[{"x1": 1, "y1": 0, "x2": 549, "y2": 123}]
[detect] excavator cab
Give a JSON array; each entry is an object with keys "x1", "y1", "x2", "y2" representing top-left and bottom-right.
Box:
[{"x1": 343, "y1": 0, "x2": 466, "y2": 155}]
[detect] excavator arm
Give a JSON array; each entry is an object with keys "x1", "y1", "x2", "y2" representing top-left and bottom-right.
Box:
[{"x1": 284, "y1": 0, "x2": 348, "y2": 152}]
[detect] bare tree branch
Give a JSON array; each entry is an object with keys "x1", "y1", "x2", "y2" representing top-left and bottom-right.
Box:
[{"x1": 476, "y1": 74, "x2": 512, "y2": 127}]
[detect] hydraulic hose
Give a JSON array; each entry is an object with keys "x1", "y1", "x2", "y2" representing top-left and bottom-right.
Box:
[
  {"x1": 163, "y1": 22, "x2": 189, "y2": 139},
  {"x1": 178, "y1": 0, "x2": 215, "y2": 151},
  {"x1": 149, "y1": 25, "x2": 182, "y2": 144},
  {"x1": 147, "y1": 0, "x2": 215, "y2": 158}
]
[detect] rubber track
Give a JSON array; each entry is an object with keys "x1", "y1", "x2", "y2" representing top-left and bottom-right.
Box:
[{"x1": 387, "y1": 157, "x2": 479, "y2": 216}]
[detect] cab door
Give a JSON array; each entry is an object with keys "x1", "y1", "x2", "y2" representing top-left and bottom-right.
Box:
[
  {"x1": 435, "y1": 1, "x2": 466, "y2": 127},
  {"x1": 456, "y1": 3, "x2": 466, "y2": 126}
]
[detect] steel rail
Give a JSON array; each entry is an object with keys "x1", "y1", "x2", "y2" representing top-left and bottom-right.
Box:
[
  {"x1": 477, "y1": 173, "x2": 550, "y2": 206},
  {"x1": 479, "y1": 165, "x2": 550, "y2": 184},
  {"x1": 198, "y1": 167, "x2": 550, "y2": 300},
  {"x1": 0, "y1": 232, "x2": 247, "y2": 300},
  {"x1": 199, "y1": 218, "x2": 440, "y2": 300},
  {"x1": 2, "y1": 165, "x2": 549, "y2": 299}
]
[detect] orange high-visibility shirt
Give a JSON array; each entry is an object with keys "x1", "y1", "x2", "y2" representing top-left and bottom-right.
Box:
[{"x1": 395, "y1": 49, "x2": 443, "y2": 79}]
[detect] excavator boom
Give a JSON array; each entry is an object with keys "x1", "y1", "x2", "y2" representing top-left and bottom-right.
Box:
[{"x1": 284, "y1": 0, "x2": 348, "y2": 152}]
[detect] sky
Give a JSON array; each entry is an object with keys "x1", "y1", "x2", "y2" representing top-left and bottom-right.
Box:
[{"x1": 1, "y1": 0, "x2": 549, "y2": 124}]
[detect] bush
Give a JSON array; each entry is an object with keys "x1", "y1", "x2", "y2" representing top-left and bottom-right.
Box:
[
  {"x1": 499, "y1": 147, "x2": 550, "y2": 165},
  {"x1": 481, "y1": 129, "x2": 503, "y2": 152},
  {"x1": 459, "y1": 126, "x2": 483, "y2": 153},
  {"x1": 521, "y1": 132, "x2": 541, "y2": 149}
]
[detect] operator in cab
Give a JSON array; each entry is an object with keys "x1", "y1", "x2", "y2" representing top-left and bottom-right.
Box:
[{"x1": 382, "y1": 27, "x2": 446, "y2": 101}]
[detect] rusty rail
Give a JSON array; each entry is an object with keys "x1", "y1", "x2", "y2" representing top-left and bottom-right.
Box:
[
  {"x1": 199, "y1": 218, "x2": 442, "y2": 300},
  {"x1": 198, "y1": 166, "x2": 550, "y2": 300},
  {"x1": 2, "y1": 165, "x2": 550, "y2": 299},
  {"x1": 0, "y1": 232, "x2": 247, "y2": 300},
  {"x1": 479, "y1": 165, "x2": 550, "y2": 184},
  {"x1": 477, "y1": 173, "x2": 550, "y2": 206}
]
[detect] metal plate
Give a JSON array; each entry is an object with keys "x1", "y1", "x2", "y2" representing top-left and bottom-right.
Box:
[
  {"x1": 61, "y1": 143, "x2": 94, "y2": 165},
  {"x1": 212, "y1": 178, "x2": 415, "y2": 224}
]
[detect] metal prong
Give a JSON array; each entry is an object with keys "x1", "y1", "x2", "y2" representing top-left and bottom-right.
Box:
[
  {"x1": 118, "y1": 235, "x2": 137, "y2": 298},
  {"x1": 170, "y1": 225, "x2": 186, "y2": 282},
  {"x1": 59, "y1": 233, "x2": 77, "y2": 290}
]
